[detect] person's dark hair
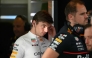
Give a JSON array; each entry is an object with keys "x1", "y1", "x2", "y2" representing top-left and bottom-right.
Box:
[
  {"x1": 32, "y1": 10, "x2": 53, "y2": 24},
  {"x1": 84, "y1": 24, "x2": 92, "y2": 30},
  {"x1": 15, "y1": 15, "x2": 30, "y2": 31},
  {"x1": 65, "y1": 0, "x2": 85, "y2": 20},
  {"x1": 15, "y1": 15, "x2": 28, "y2": 23}
]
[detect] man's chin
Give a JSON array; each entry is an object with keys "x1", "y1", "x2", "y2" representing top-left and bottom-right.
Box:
[
  {"x1": 87, "y1": 49, "x2": 92, "y2": 51},
  {"x1": 85, "y1": 22, "x2": 88, "y2": 25},
  {"x1": 87, "y1": 47, "x2": 92, "y2": 51},
  {"x1": 39, "y1": 34, "x2": 44, "y2": 37}
]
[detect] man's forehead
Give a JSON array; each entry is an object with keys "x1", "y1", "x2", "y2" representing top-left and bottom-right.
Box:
[
  {"x1": 39, "y1": 21, "x2": 51, "y2": 24},
  {"x1": 76, "y1": 4, "x2": 87, "y2": 13},
  {"x1": 13, "y1": 21, "x2": 25, "y2": 26},
  {"x1": 84, "y1": 27, "x2": 92, "y2": 34},
  {"x1": 39, "y1": 22, "x2": 52, "y2": 26}
]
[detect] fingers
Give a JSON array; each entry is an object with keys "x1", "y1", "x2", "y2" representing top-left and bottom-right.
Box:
[
  {"x1": 49, "y1": 26, "x2": 55, "y2": 30},
  {"x1": 48, "y1": 26, "x2": 56, "y2": 37}
]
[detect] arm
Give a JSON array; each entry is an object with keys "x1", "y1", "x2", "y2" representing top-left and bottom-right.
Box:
[
  {"x1": 42, "y1": 47, "x2": 59, "y2": 58},
  {"x1": 10, "y1": 38, "x2": 24, "y2": 58},
  {"x1": 42, "y1": 33, "x2": 69, "y2": 58}
]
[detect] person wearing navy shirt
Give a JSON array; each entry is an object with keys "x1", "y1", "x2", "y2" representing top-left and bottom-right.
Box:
[{"x1": 42, "y1": 0, "x2": 90, "y2": 58}]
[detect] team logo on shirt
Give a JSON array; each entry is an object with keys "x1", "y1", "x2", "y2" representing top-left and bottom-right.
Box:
[
  {"x1": 32, "y1": 44, "x2": 38, "y2": 46},
  {"x1": 67, "y1": 28, "x2": 72, "y2": 34},
  {"x1": 50, "y1": 38, "x2": 62, "y2": 50},
  {"x1": 75, "y1": 37, "x2": 79, "y2": 41},
  {"x1": 55, "y1": 38, "x2": 62, "y2": 43},
  {"x1": 50, "y1": 34, "x2": 67, "y2": 51},
  {"x1": 10, "y1": 50, "x2": 17, "y2": 58},
  {"x1": 13, "y1": 44, "x2": 19, "y2": 46},
  {"x1": 31, "y1": 38, "x2": 37, "y2": 42},
  {"x1": 58, "y1": 34, "x2": 67, "y2": 40},
  {"x1": 34, "y1": 52, "x2": 44, "y2": 56},
  {"x1": 10, "y1": 54, "x2": 16, "y2": 58},
  {"x1": 13, "y1": 44, "x2": 19, "y2": 51},
  {"x1": 13, "y1": 46, "x2": 18, "y2": 51},
  {"x1": 31, "y1": 38, "x2": 38, "y2": 46},
  {"x1": 12, "y1": 50, "x2": 18, "y2": 54},
  {"x1": 74, "y1": 37, "x2": 85, "y2": 51},
  {"x1": 77, "y1": 54, "x2": 89, "y2": 58}
]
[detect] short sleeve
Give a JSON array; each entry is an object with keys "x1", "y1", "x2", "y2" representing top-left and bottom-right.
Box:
[{"x1": 49, "y1": 33, "x2": 71, "y2": 54}]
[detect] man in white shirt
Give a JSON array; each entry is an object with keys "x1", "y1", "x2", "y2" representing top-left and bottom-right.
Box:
[{"x1": 10, "y1": 10, "x2": 56, "y2": 58}]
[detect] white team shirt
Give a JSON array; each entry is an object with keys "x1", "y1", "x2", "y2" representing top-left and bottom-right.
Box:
[{"x1": 10, "y1": 31, "x2": 50, "y2": 58}]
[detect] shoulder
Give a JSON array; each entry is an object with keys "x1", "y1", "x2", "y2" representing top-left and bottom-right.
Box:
[
  {"x1": 54, "y1": 24, "x2": 73, "y2": 40},
  {"x1": 14, "y1": 36, "x2": 25, "y2": 45},
  {"x1": 14, "y1": 33, "x2": 29, "y2": 45}
]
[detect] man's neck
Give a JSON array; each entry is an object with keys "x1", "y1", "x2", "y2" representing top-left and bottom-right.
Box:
[
  {"x1": 30, "y1": 28, "x2": 44, "y2": 41},
  {"x1": 30, "y1": 27, "x2": 36, "y2": 35},
  {"x1": 38, "y1": 36, "x2": 44, "y2": 42},
  {"x1": 70, "y1": 23, "x2": 75, "y2": 27}
]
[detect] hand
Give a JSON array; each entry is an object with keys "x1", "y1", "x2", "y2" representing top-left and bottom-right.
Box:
[{"x1": 48, "y1": 26, "x2": 56, "y2": 40}]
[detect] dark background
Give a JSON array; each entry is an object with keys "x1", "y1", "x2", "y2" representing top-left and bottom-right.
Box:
[{"x1": 54, "y1": 0, "x2": 92, "y2": 33}]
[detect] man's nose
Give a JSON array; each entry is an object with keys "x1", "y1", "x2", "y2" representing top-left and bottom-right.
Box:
[
  {"x1": 85, "y1": 38, "x2": 89, "y2": 44},
  {"x1": 85, "y1": 13, "x2": 88, "y2": 18}
]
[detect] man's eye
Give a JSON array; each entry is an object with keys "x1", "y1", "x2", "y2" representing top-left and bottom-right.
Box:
[
  {"x1": 88, "y1": 36, "x2": 92, "y2": 39},
  {"x1": 42, "y1": 25, "x2": 46, "y2": 28}
]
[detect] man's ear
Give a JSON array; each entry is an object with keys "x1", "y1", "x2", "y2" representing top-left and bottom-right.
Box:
[
  {"x1": 68, "y1": 13, "x2": 74, "y2": 21},
  {"x1": 32, "y1": 20, "x2": 36, "y2": 27}
]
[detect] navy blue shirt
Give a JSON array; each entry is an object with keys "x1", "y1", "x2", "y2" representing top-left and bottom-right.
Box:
[{"x1": 49, "y1": 24, "x2": 90, "y2": 58}]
